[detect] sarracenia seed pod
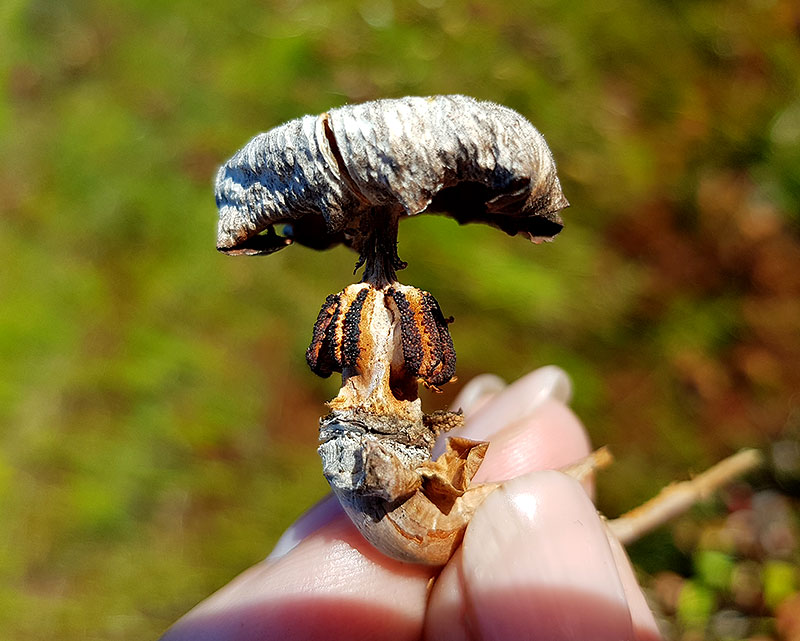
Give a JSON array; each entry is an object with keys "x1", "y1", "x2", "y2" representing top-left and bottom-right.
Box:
[{"x1": 215, "y1": 95, "x2": 569, "y2": 564}]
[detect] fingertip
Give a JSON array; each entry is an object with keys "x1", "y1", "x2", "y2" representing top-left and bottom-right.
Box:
[
  {"x1": 458, "y1": 471, "x2": 634, "y2": 641},
  {"x1": 604, "y1": 526, "x2": 665, "y2": 641},
  {"x1": 437, "y1": 368, "x2": 591, "y2": 491},
  {"x1": 267, "y1": 493, "x2": 342, "y2": 561},
  {"x1": 474, "y1": 398, "x2": 592, "y2": 485},
  {"x1": 457, "y1": 365, "x2": 572, "y2": 443},
  {"x1": 423, "y1": 549, "x2": 470, "y2": 641}
]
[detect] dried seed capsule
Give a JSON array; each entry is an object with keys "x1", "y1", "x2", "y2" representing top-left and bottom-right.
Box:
[
  {"x1": 214, "y1": 98, "x2": 761, "y2": 570},
  {"x1": 386, "y1": 286, "x2": 456, "y2": 388},
  {"x1": 319, "y1": 425, "x2": 496, "y2": 565},
  {"x1": 308, "y1": 279, "x2": 493, "y2": 565},
  {"x1": 307, "y1": 282, "x2": 456, "y2": 392},
  {"x1": 215, "y1": 95, "x2": 570, "y2": 565},
  {"x1": 215, "y1": 95, "x2": 568, "y2": 258}
]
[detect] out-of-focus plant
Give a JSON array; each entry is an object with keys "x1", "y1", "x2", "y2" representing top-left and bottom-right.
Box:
[{"x1": 2, "y1": 0, "x2": 798, "y2": 638}]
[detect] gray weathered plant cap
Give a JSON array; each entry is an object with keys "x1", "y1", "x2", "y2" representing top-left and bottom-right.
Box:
[{"x1": 215, "y1": 94, "x2": 568, "y2": 257}]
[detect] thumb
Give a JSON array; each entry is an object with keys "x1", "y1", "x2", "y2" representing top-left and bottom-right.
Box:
[{"x1": 426, "y1": 471, "x2": 661, "y2": 640}]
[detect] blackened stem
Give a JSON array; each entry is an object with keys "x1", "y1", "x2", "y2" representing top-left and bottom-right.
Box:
[{"x1": 358, "y1": 209, "x2": 407, "y2": 288}]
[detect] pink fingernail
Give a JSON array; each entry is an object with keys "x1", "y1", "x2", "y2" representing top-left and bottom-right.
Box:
[
  {"x1": 450, "y1": 373, "x2": 507, "y2": 417},
  {"x1": 455, "y1": 365, "x2": 572, "y2": 442}
]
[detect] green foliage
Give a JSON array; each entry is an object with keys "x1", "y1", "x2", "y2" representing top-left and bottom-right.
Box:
[
  {"x1": 695, "y1": 549, "x2": 735, "y2": 592},
  {"x1": 762, "y1": 560, "x2": 798, "y2": 610},
  {"x1": 678, "y1": 580, "x2": 717, "y2": 629},
  {"x1": 2, "y1": 0, "x2": 799, "y2": 638}
]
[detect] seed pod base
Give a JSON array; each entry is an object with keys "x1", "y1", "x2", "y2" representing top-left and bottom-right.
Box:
[{"x1": 319, "y1": 410, "x2": 492, "y2": 565}]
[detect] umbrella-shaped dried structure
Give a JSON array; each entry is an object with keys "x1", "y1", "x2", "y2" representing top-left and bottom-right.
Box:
[
  {"x1": 215, "y1": 95, "x2": 568, "y2": 565},
  {"x1": 215, "y1": 94, "x2": 764, "y2": 570}
]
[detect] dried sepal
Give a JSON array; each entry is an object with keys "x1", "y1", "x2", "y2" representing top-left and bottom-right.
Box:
[
  {"x1": 321, "y1": 427, "x2": 493, "y2": 565},
  {"x1": 417, "y1": 437, "x2": 489, "y2": 509}
]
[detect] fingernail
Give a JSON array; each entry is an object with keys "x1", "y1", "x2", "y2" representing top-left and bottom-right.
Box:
[
  {"x1": 267, "y1": 494, "x2": 342, "y2": 560},
  {"x1": 454, "y1": 365, "x2": 573, "y2": 443},
  {"x1": 471, "y1": 399, "x2": 592, "y2": 484},
  {"x1": 512, "y1": 364, "x2": 572, "y2": 412},
  {"x1": 450, "y1": 373, "x2": 507, "y2": 416},
  {"x1": 604, "y1": 525, "x2": 664, "y2": 640},
  {"x1": 460, "y1": 471, "x2": 633, "y2": 640}
]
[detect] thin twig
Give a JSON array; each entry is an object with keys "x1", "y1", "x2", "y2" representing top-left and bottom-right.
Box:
[
  {"x1": 607, "y1": 448, "x2": 763, "y2": 545},
  {"x1": 561, "y1": 446, "x2": 615, "y2": 482}
]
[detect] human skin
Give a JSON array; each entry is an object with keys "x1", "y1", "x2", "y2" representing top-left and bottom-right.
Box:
[{"x1": 161, "y1": 366, "x2": 663, "y2": 641}]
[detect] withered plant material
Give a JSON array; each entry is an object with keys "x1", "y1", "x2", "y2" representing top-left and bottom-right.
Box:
[
  {"x1": 215, "y1": 95, "x2": 760, "y2": 567},
  {"x1": 313, "y1": 280, "x2": 489, "y2": 564},
  {"x1": 215, "y1": 95, "x2": 569, "y2": 565},
  {"x1": 215, "y1": 95, "x2": 568, "y2": 257}
]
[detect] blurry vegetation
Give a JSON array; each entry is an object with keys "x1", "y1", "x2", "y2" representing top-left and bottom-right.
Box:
[{"x1": 1, "y1": 0, "x2": 799, "y2": 638}]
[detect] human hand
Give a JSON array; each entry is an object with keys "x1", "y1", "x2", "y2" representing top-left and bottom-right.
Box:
[{"x1": 161, "y1": 366, "x2": 662, "y2": 641}]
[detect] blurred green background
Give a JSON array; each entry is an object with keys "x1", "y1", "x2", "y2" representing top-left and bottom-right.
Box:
[{"x1": 2, "y1": 0, "x2": 799, "y2": 638}]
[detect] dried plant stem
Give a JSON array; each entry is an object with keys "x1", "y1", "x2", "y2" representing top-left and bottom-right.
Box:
[
  {"x1": 607, "y1": 448, "x2": 763, "y2": 545},
  {"x1": 561, "y1": 446, "x2": 615, "y2": 482}
]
